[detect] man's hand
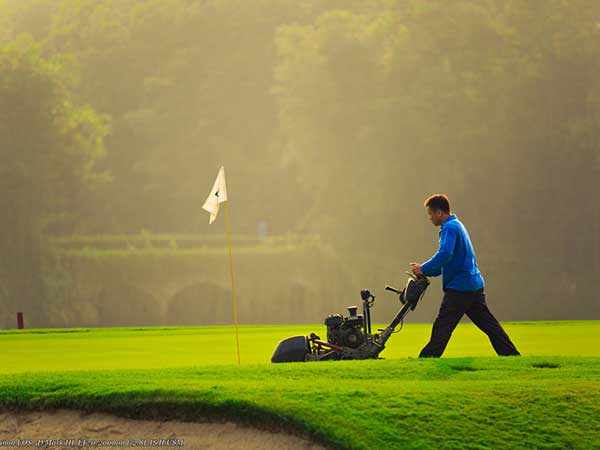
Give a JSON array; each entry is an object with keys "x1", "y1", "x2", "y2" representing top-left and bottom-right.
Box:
[{"x1": 410, "y1": 262, "x2": 424, "y2": 277}]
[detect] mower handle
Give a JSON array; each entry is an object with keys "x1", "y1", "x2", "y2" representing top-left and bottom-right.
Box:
[
  {"x1": 386, "y1": 271, "x2": 424, "y2": 295},
  {"x1": 385, "y1": 285, "x2": 401, "y2": 294}
]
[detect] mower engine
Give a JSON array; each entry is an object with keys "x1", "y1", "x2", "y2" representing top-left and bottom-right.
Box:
[{"x1": 325, "y1": 306, "x2": 365, "y2": 349}]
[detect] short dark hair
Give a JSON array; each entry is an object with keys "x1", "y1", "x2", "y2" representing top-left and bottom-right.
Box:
[{"x1": 424, "y1": 194, "x2": 450, "y2": 213}]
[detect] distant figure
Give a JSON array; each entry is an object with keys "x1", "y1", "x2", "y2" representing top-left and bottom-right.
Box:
[
  {"x1": 256, "y1": 220, "x2": 268, "y2": 240},
  {"x1": 410, "y1": 194, "x2": 520, "y2": 357}
]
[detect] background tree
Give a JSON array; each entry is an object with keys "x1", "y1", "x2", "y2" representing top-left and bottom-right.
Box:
[
  {"x1": 0, "y1": 35, "x2": 109, "y2": 325},
  {"x1": 1, "y1": 0, "x2": 599, "y2": 324}
]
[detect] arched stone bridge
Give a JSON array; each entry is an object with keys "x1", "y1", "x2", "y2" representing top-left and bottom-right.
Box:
[{"x1": 59, "y1": 246, "x2": 353, "y2": 327}]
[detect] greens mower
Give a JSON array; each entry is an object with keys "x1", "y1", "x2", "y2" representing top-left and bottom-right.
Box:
[{"x1": 271, "y1": 273, "x2": 430, "y2": 362}]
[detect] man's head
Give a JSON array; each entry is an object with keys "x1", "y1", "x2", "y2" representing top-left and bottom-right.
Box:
[{"x1": 424, "y1": 194, "x2": 451, "y2": 226}]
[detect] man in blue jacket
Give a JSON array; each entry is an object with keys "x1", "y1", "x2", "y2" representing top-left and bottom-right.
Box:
[{"x1": 410, "y1": 194, "x2": 520, "y2": 357}]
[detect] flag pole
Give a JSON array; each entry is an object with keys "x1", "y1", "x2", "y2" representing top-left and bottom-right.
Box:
[{"x1": 224, "y1": 201, "x2": 241, "y2": 365}]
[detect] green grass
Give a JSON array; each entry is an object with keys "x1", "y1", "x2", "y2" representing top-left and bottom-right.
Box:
[
  {"x1": 0, "y1": 321, "x2": 597, "y2": 372},
  {"x1": 0, "y1": 322, "x2": 599, "y2": 449}
]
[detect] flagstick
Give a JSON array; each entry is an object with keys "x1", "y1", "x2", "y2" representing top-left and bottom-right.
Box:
[{"x1": 224, "y1": 201, "x2": 241, "y2": 365}]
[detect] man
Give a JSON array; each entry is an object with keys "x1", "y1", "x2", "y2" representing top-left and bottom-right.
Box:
[{"x1": 410, "y1": 194, "x2": 520, "y2": 357}]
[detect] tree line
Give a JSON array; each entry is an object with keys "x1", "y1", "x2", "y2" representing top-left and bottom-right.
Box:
[{"x1": 1, "y1": 0, "x2": 599, "y2": 325}]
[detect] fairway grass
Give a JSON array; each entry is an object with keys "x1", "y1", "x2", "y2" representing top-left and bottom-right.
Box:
[
  {"x1": 0, "y1": 322, "x2": 599, "y2": 449},
  {"x1": 0, "y1": 321, "x2": 598, "y2": 372}
]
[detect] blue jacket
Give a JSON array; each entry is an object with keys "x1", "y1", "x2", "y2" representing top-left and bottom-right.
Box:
[{"x1": 420, "y1": 214, "x2": 485, "y2": 291}]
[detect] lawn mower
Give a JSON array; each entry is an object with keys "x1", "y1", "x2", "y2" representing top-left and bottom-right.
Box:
[{"x1": 271, "y1": 272, "x2": 430, "y2": 362}]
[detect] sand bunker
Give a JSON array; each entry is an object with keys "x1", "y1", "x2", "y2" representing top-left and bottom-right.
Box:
[{"x1": 0, "y1": 409, "x2": 327, "y2": 450}]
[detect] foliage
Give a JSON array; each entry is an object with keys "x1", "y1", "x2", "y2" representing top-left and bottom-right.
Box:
[
  {"x1": 1, "y1": 0, "x2": 600, "y2": 323},
  {"x1": 0, "y1": 34, "x2": 109, "y2": 322}
]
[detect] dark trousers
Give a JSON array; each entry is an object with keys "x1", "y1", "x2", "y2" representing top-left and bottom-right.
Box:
[{"x1": 419, "y1": 288, "x2": 520, "y2": 358}]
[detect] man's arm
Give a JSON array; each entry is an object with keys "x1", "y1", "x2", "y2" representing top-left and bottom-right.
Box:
[
  {"x1": 420, "y1": 226, "x2": 457, "y2": 277},
  {"x1": 423, "y1": 266, "x2": 442, "y2": 277}
]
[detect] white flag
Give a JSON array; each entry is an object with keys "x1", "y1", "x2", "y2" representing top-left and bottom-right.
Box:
[{"x1": 202, "y1": 166, "x2": 228, "y2": 224}]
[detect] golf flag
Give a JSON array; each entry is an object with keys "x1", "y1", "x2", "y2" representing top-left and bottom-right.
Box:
[
  {"x1": 202, "y1": 166, "x2": 228, "y2": 224},
  {"x1": 201, "y1": 166, "x2": 241, "y2": 365}
]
